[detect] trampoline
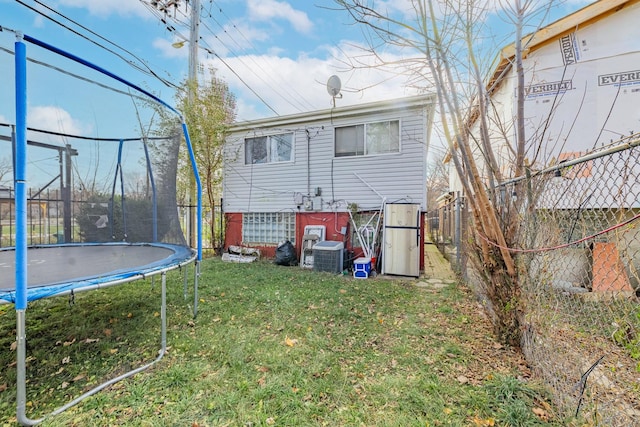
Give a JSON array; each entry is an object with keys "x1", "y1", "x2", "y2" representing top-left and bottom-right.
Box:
[
  {"x1": 0, "y1": 243, "x2": 194, "y2": 304},
  {"x1": 3, "y1": 29, "x2": 203, "y2": 426}
]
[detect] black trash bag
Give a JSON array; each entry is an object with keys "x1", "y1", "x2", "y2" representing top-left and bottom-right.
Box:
[{"x1": 274, "y1": 240, "x2": 298, "y2": 266}]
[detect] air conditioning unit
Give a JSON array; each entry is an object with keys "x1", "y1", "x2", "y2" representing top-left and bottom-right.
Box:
[{"x1": 312, "y1": 241, "x2": 344, "y2": 274}]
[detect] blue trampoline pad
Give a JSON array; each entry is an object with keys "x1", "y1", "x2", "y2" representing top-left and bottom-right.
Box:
[{"x1": 0, "y1": 243, "x2": 194, "y2": 304}]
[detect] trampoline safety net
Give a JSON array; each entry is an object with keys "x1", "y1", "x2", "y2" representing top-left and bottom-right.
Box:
[{"x1": 0, "y1": 31, "x2": 199, "y2": 303}]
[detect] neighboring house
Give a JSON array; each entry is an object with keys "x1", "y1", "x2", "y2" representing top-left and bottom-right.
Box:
[
  {"x1": 223, "y1": 95, "x2": 435, "y2": 273},
  {"x1": 448, "y1": 0, "x2": 640, "y2": 195},
  {"x1": 444, "y1": 0, "x2": 640, "y2": 291}
]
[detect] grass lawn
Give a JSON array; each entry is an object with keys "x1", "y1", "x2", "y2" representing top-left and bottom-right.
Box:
[{"x1": 0, "y1": 258, "x2": 564, "y2": 426}]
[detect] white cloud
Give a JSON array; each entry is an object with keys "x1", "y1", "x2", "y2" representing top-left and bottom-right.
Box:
[
  {"x1": 28, "y1": 106, "x2": 87, "y2": 138},
  {"x1": 58, "y1": 0, "x2": 149, "y2": 18},
  {"x1": 206, "y1": 40, "x2": 422, "y2": 121},
  {"x1": 203, "y1": 20, "x2": 271, "y2": 57},
  {"x1": 32, "y1": 14, "x2": 46, "y2": 28},
  {"x1": 247, "y1": 0, "x2": 313, "y2": 34}
]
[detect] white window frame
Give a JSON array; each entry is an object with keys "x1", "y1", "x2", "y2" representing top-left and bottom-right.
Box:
[
  {"x1": 245, "y1": 133, "x2": 294, "y2": 164},
  {"x1": 335, "y1": 120, "x2": 400, "y2": 157},
  {"x1": 242, "y1": 212, "x2": 296, "y2": 244}
]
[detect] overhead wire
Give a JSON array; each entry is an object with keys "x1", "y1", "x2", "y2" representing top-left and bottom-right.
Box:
[
  {"x1": 210, "y1": 1, "x2": 317, "y2": 111},
  {"x1": 201, "y1": 5, "x2": 315, "y2": 113},
  {"x1": 144, "y1": 0, "x2": 282, "y2": 116},
  {"x1": 14, "y1": 0, "x2": 179, "y2": 89},
  {"x1": 197, "y1": 20, "x2": 296, "y2": 113},
  {"x1": 30, "y1": 0, "x2": 176, "y2": 88},
  {"x1": 0, "y1": 46, "x2": 153, "y2": 104}
]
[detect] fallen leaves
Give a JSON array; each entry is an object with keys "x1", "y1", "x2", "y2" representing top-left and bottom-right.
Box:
[
  {"x1": 471, "y1": 416, "x2": 496, "y2": 426},
  {"x1": 284, "y1": 336, "x2": 298, "y2": 347},
  {"x1": 532, "y1": 406, "x2": 551, "y2": 421},
  {"x1": 456, "y1": 375, "x2": 469, "y2": 384}
]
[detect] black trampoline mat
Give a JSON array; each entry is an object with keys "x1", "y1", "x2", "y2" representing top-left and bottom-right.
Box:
[{"x1": 0, "y1": 244, "x2": 178, "y2": 291}]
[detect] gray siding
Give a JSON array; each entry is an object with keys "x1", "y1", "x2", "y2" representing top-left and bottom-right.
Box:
[{"x1": 223, "y1": 97, "x2": 432, "y2": 213}]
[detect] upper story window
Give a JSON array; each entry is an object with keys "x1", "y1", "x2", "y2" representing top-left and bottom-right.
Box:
[
  {"x1": 245, "y1": 133, "x2": 293, "y2": 164},
  {"x1": 335, "y1": 120, "x2": 400, "y2": 157}
]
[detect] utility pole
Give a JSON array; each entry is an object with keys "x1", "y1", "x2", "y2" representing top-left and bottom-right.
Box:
[
  {"x1": 188, "y1": 0, "x2": 200, "y2": 249},
  {"x1": 149, "y1": 0, "x2": 200, "y2": 249},
  {"x1": 189, "y1": 0, "x2": 200, "y2": 88}
]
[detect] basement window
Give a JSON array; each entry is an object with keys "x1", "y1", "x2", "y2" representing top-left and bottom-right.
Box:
[{"x1": 242, "y1": 212, "x2": 296, "y2": 244}]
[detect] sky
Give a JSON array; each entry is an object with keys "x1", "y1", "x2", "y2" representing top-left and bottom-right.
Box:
[
  {"x1": 0, "y1": 0, "x2": 591, "y2": 188},
  {"x1": 1, "y1": 0, "x2": 592, "y2": 121}
]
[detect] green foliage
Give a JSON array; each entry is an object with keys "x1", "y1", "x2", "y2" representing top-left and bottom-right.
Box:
[
  {"x1": 485, "y1": 374, "x2": 552, "y2": 426},
  {"x1": 178, "y1": 76, "x2": 235, "y2": 248},
  {"x1": 612, "y1": 309, "x2": 640, "y2": 371}
]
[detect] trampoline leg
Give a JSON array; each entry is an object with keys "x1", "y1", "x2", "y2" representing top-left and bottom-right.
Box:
[
  {"x1": 193, "y1": 260, "x2": 200, "y2": 318},
  {"x1": 16, "y1": 275, "x2": 169, "y2": 425},
  {"x1": 161, "y1": 272, "x2": 167, "y2": 352},
  {"x1": 183, "y1": 263, "x2": 188, "y2": 300},
  {"x1": 16, "y1": 310, "x2": 44, "y2": 426}
]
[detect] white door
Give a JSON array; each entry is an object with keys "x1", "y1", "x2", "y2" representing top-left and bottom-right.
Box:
[{"x1": 382, "y1": 203, "x2": 420, "y2": 277}]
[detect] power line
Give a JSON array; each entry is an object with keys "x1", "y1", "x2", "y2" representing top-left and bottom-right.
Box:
[
  {"x1": 143, "y1": 0, "x2": 282, "y2": 116},
  {"x1": 201, "y1": 5, "x2": 315, "y2": 112},
  {"x1": 198, "y1": 20, "x2": 300, "y2": 113},
  {"x1": 211, "y1": 1, "x2": 317, "y2": 110},
  {"x1": 15, "y1": 0, "x2": 178, "y2": 89}
]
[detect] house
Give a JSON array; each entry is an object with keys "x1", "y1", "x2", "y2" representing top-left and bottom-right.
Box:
[
  {"x1": 448, "y1": 0, "x2": 640, "y2": 193},
  {"x1": 223, "y1": 95, "x2": 436, "y2": 274},
  {"x1": 444, "y1": 0, "x2": 640, "y2": 290}
]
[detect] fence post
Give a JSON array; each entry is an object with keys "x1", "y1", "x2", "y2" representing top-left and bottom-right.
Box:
[{"x1": 455, "y1": 192, "x2": 461, "y2": 270}]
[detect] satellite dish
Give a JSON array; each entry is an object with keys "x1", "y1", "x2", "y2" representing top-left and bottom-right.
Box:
[
  {"x1": 327, "y1": 75, "x2": 341, "y2": 97},
  {"x1": 327, "y1": 75, "x2": 342, "y2": 107}
]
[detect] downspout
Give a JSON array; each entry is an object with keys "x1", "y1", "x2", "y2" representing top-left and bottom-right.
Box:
[{"x1": 305, "y1": 129, "x2": 311, "y2": 197}]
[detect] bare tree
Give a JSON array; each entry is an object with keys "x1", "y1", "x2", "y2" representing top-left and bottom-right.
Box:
[
  {"x1": 426, "y1": 149, "x2": 449, "y2": 210},
  {"x1": 334, "y1": 0, "x2": 557, "y2": 345},
  {"x1": 0, "y1": 157, "x2": 11, "y2": 188}
]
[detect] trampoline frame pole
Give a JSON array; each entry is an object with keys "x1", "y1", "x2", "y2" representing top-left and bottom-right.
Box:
[
  {"x1": 15, "y1": 33, "x2": 42, "y2": 427},
  {"x1": 181, "y1": 121, "x2": 202, "y2": 317}
]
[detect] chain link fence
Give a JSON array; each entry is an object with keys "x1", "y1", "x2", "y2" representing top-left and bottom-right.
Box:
[
  {"x1": 0, "y1": 188, "x2": 223, "y2": 253},
  {"x1": 428, "y1": 136, "x2": 640, "y2": 425}
]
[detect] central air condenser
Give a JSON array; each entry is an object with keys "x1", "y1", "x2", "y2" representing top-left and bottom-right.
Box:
[{"x1": 312, "y1": 241, "x2": 344, "y2": 274}]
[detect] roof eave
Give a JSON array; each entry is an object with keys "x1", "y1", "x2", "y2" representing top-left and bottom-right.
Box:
[{"x1": 229, "y1": 94, "x2": 436, "y2": 132}]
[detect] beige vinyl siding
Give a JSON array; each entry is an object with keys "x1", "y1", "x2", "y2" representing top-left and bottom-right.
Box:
[{"x1": 223, "y1": 96, "x2": 433, "y2": 213}]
